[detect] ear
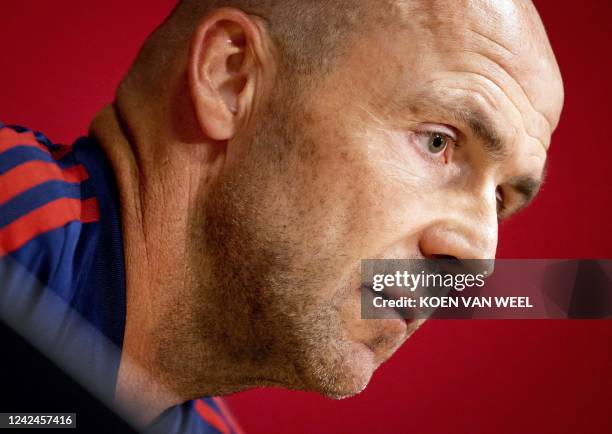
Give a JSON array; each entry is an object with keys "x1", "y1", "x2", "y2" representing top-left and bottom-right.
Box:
[{"x1": 188, "y1": 8, "x2": 269, "y2": 141}]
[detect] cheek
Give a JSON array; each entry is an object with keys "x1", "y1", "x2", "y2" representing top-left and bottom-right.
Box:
[
  {"x1": 366, "y1": 131, "x2": 468, "y2": 231},
  {"x1": 295, "y1": 148, "x2": 390, "y2": 250},
  {"x1": 283, "y1": 109, "x2": 453, "y2": 260}
]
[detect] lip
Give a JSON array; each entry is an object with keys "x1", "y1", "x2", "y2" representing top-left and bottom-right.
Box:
[{"x1": 360, "y1": 284, "x2": 413, "y2": 326}]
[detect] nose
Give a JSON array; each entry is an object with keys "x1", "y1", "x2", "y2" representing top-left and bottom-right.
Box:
[{"x1": 418, "y1": 195, "x2": 498, "y2": 262}]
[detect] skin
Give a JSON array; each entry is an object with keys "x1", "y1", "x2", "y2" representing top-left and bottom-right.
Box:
[{"x1": 90, "y1": 0, "x2": 563, "y2": 426}]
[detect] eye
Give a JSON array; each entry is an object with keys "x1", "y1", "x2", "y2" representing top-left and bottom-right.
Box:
[
  {"x1": 496, "y1": 186, "x2": 505, "y2": 214},
  {"x1": 415, "y1": 130, "x2": 456, "y2": 155}
]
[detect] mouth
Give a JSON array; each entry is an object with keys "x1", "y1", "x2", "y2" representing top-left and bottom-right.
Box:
[
  {"x1": 354, "y1": 283, "x2": 416, "y2": 366},
  {"x1": 360, "y1": 284, "x2": 413, "y2": 326}
]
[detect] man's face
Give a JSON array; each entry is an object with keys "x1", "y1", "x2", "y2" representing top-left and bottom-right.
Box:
[{"x1": 200, "y1": 0, "x2": 563, "y2": 398}]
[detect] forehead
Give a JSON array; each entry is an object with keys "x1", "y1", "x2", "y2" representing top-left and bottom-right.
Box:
[{"x1": 368, "y1": 0, "x2": 564, "y2": 148}]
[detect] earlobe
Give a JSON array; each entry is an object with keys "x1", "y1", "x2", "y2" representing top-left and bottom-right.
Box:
[{"x1": 188, "y1": 11, "x2": 255, "y2": 141}]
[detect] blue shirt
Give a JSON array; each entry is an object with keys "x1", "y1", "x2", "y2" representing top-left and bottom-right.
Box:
[{"x1": 0, "y1": 124, "x2": 243, "y2": 434}]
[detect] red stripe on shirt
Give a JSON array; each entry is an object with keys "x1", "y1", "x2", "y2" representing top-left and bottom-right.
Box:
[
  {"x1": 211, "y1": 397, "x2": 244, "y2": 434},
  {"x1": 194, "y1": 399, "x2": 231, "y2": 434},
  {"x1": 0, "y1": 161, "x2": 89, "y2": 205},
  {"x1": 0, "y1": 128, "x2": 48, "y2": 154},
  {"x1": 0, "y1": 197, "x2": 100, "y2": 256},
  {"x1": 80, "y1": 197, "x2": 100, "y2": 223}
]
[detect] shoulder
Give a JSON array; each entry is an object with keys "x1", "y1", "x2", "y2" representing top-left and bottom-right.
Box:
[
  {"x1": 0, "y1": 123, "x2": 100, "y2": 282},
  {"x1": 148, "y1": 397, "x2": 244, "y2": 434}
]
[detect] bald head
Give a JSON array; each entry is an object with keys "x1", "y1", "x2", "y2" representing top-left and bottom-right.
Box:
[
  {"x1": 126, "y1": 0, "x2": 380, "y2": 92},
  {"x1": 124, "y1": 0, "x2": 562, "y2": 124},
  {"x1": 173, "y1": 0, "x2": 377, "y2": 74}
]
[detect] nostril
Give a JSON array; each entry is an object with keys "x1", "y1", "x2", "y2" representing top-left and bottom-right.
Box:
[
  {"x1": 431, "y1": 254, "x2": 464, "y2": 274},
  {"x1": 431, "y1": 254, "x2": 458, "y2": 260}
]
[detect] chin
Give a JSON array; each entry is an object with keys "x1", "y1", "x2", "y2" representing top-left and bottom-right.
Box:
[{"x1": 303, "y1": 340, "x2": 379, "y2": 400}]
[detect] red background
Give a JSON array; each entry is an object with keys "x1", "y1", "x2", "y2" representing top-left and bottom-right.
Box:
[{"x1": 1, "y1": 1, "x2": 611, "y2": 433}]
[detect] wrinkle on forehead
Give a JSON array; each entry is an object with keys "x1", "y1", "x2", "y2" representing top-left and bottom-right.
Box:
[{"x1": 394, "y1": 0, "x2": 564, "y2": 135}]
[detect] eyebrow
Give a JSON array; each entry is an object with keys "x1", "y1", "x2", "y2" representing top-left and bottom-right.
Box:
[
  {"x1": 508, "y1": 170, "x2": 545, "y2": 211},
  {"x1": 409, "y1": 92, "x2": 506, "y2": 159},
  {"x1": 407, "y1": 92, "x2": 546, "y2": 210},
  {"x1": 456, "y1": 105, "x2": 546, "y2": 209},
  {"x1": 454, "y1": 107, "x2": 507, "y2": 160}
]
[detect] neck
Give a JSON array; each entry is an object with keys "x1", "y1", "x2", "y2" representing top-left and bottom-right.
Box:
[
  {"x1": 90, "y1": 100, "x2": 296, "y2": 426},
  {"x1": 90, "y1": 104, "x2": 198, "y2": 424}
]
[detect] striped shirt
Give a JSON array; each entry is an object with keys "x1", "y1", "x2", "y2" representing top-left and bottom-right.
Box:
[{"x1": 0, "y1": 124, "x2": 243, "y2": 434}]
